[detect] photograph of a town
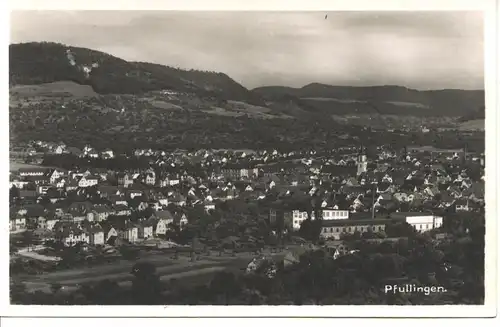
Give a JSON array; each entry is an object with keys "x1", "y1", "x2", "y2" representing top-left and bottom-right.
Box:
[{"x1": 9, "y1": 11, "x2": 485, "y2": 305}]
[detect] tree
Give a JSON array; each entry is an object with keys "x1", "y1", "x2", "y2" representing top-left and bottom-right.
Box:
[
  {"x1": 130, "y1": 261, "x2": 163, "y2": 304},
  {"x1": 385, "y1": 221, "x2": 416, "y2": 238},
  {"x1": 38, "y1": 196, "x2": 51, "y2": 206},
  {"x1": 361, "y1": 230, "x2": 375, "y2": 240},
  {"x1": 24, "y1": 182, "x2": 36, "y2": 191},
  {"x1": 299, "y1": 219, "x2": 322, "y2": 242},
  {"x1": 119, "y1": 246, "x2": 139, "y2": 261},
  {"x1": 92, "y1": 279, "x2": 123, "y2": 305},
  {"x1": 50, "y1": 283, "x2": 62, "y2": 294},
  {"x1": 21, "y1": 230, "x2": 36, "y2": 251},
  {"x1": 10, "y1": 282, "x2": 27, "y2": 303},
  {"x1": 209, "y1": 271, "x2": 242, "y2": 303},
  {"x1": 127, "y1": 196, "x2": 143, "y2": 210},
  {"x1": 9, "y1": 185, "x2": 20, "y2": 201}
]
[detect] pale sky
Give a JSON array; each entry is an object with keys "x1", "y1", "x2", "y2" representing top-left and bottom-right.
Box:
[{"x1": 10, "y1": 11, "x2": 484, "y2": 90}]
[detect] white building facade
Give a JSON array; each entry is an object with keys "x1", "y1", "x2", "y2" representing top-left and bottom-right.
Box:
[
  {"x1": 404, "y1": 215, "x2": 443, "y2": 232},
  {"x1": 291, "y1": 208, "x2": 349, "y2": 230}
]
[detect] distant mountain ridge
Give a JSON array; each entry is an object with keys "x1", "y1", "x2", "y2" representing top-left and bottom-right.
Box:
[
  {"x1": 10, "y1": 42, "x2": 484, "y2": 117},
  {"x1": 253, "y1": 83, "x2": 485, "y2": 117}
]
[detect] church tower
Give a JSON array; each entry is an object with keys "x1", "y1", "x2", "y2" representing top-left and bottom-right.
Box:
[{"x1": 356, "y1": 145, "x2": 367, "y2": 176}]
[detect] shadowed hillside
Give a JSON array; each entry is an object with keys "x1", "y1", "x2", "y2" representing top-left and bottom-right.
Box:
[
  {"x1": 254, "y1": 83, "x2": 484, "y2": 117},
  {"x1": 9, "y1": 42, "x2": 264, "y2": 105},
  {"x1": 458, "y1": 106, "x2": 486, "y2": 122}
]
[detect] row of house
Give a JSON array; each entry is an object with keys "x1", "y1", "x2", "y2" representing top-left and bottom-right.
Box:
[
  {"x1": 11, "y1": 207, "x2": 188, "y2": 246},
  {"x1": 10, "y1": 142, "x2": 483, "y2": 247}
]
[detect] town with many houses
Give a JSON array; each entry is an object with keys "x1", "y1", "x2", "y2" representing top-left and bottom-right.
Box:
[{"x1": 9, "y1": 139, "x2": 485, "y2": 256}]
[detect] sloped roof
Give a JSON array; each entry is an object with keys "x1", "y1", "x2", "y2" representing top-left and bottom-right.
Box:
[
  {"x1": 67, "y1": 201, "x2": 93, "y2": 214},
  {"x1": 97, "y1": 185, "x2": 120, "y2": 195},
  {"x1": 113, "y1": 204, "x2": 130, "y2": 211},
  {"x1": 99, "y1": 221, "x2": 115, "y2": 234},
  {"x1": 18, "y1": 167, "x2": 50, "y2": 174},
  {"x1": 23, "y1": 204, "x2": 46, "y2": 217},
  {"x1": 153, "y1": 210, "x2": 175, "y2": 221},
  {"x1": 440, "y1": 193, "x2": 455, "y2": 203},
  {"x1": 66, "y1": 147, "x2": 82, "y2": 155},
  {"x1": 54, "y1": 222, "x2": 84, "y2": 237},
  {"x1": 93, "y1": 205, "x2": 112, "y2": 213},
  {"x1": 378, "y1": 193, "x2": 392, "y2": 201},
  {"x1": 19, "y1": 190, "x2": 37, "y2": 198},
  {"x1": 323, "y1": 218, "x2": 393, "y2": 227},
  {"x1": 389, "y1": 212, "x2": 435, "y2": 219},
  {"x1": 108, "y1": 195, "x2": 127, "y2": 203},
  {"x1": 25, "y1": 175, "x2": 49, "y2": 182}
]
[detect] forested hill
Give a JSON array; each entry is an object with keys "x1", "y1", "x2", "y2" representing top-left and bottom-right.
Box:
[
  {"x1": 458, "y1": 106, "x2": 486, "y2": 122},
  {"x1": 10, "y1": 42, "x2": 484, "y2": 117},
  {"x1": 9, "y1": 42, "x2": 264, "y2": 105},
  {"x1": 253, "y1": 83, "x2": 485, "y2": 117}
]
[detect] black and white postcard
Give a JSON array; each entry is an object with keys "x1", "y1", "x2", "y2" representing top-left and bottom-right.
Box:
[{"x1": 1, "y1": 0, "x2": 497, "y2": 321}]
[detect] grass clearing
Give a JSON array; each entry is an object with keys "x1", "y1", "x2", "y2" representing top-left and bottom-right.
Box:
[
  {"x1": 10, "y1": 161, "x2": 48, "y2": 171},
  {"x1": 10, "y1": 81, "x2": 97, "y2": 99},
  {"x1": 458, "y1": 119, "x2": 485, "y2": 131}
]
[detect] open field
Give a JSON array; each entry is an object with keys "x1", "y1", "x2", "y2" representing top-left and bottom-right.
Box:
[
  {"x1": 302, "y1": 97, "x2": 364, "y2": 104},
  {"x1": 114, "y1": 267, "x2": 227, "y2": 290},
  {"x1": 15, "y1": 247, "x2": 291, "y2": 293},
  {"x1": 27, "y1": 266, "x2": 231, "y2": 294},
  {"x1": 10, "y1": 161, "x2": 48, "y2": 171},
  {"x1": 203, "y1": 106, "x2": 243, "y2": 117},
  {"x1": 150, "y1": 100, "x2": 183, "y2": 110},
  {"x1": 458, "y1": 119, "x2": 485, "y2": 131},
  {"x1": 10, "y1": 81, "x2": 97, "y2": 99},
  {"x1": 227, "y1": 100, "x2": 272, "y2": 114},
  {"x1": 200, "y1": 100, "x2": 288, "y2": 119}
]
